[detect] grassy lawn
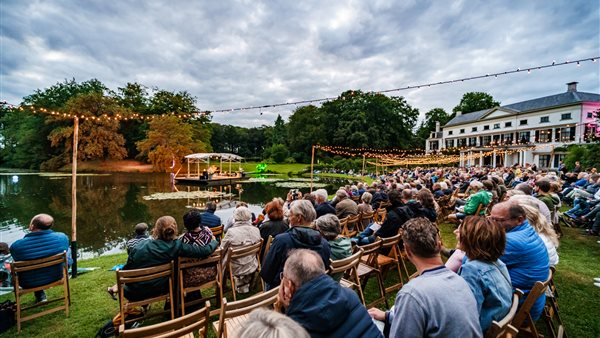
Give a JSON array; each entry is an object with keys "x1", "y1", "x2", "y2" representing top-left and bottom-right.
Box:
[{"x1": 2, "y1": 222, "x2": 599, "y2": 337}]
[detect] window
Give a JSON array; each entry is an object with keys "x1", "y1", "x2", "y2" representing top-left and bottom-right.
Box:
[
  {"x1": 587, "y1": 112, "x2": 594, "y2": 118},
  {"x1": 538, "y1": 155, "x2": 551, "y2": 168},
  {"x1": 518, "y1": 131, "x2": 530, "y2": 143},
  {"x1": 446, "y1": 139, "x2": 455, "y2": 148},
  {"x1": 471, "y1": 127, "x2": 477, "y2": 132},
  {"x1": 493, "y1": 123, "x2": 500, "y2": 129},
  {"x1": 448, "y1": 130, "x2": 453, "y2": 135},
  {"x1": 430, "y1": 141, "x2": 439, "y2": 151},
  {"x1": 502, "y1": 133, "x2": 514, "y2": 143},
  {"x1": 483, "y1": 125, "x2": 490, "y2": 131},
  {"x1": 460, "y1": 129, "x2": 465, "y2": 134},
  {"x1": 481, "y1": 135, "x2": 491, "y2": 146},
  {"x1": 557, "y1": 126, "x2": 576, "y2": 142},
  {"x1": 519, "y1": 119, "x2": 528, "y2": 125},
  {"x1": 540, "y1": 116, "x2": 550, "y2": 123},
  {"x1": 584, "y1": 124, "x2": 599, "y2": 142},
  {"x1": 536, "y1": 129, "x2": 552, "y2": 142},
  {"x1": 469, "y1": 137, "x2": 477, "y2": 146},
  {"x1": 505, "y1": 122, "x2": 512, "y2": 127},
  {"x1": 561, "y1": 113, "x2": 572, "y2": 120}
]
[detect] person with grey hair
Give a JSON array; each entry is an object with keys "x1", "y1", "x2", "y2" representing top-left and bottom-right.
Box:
[
  {"x1": 358, "y1": 191, "x2": 373, "y2": 214},
  {"x1": 335, "y1": 189, "x2": 358, "y2": 219},
  {"x1": 280, "y1": 249, "x2": 383, "y2": 338},
  {"x1": 313, "y1": 188, "x2": 336, "y2": 217},
  {"x1": 220, "y1": 206, "x2": 261, "y2": 294},
  {"x1": 315, "y1": 214, "x2": 351, "y2": 261},
  {"x1": 261, "y1": 200, "x2": 331, "y2": 290},
  {"x1": 238, "y1": 308, "x2": 309, "y2": 338},
  {"x1": 368, "y1": 218, "x2": 482, "y2": 337}
]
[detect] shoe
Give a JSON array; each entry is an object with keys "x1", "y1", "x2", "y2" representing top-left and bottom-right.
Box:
[
  {"x1": 594, "y1": 282, "x2": 600, "y2": 288},
  {"x1": 107, "y1": 287, "x2": 117, "y2": 301},
  {"x1": 36, "y1": 293, "x2": 47, "y2": 303},
  {"x1": 594, "y1": 278, "x2": 600, "y2": 283}
]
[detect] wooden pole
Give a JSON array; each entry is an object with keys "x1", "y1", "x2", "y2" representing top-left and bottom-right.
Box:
[
  {"x1": 310, "y1": 145, "x2": 315, "y2": 192},
  {"x1": 362, "y1": 154, "x2": 366, "y2": 176},
  {"x1": 71, "y1": 117, "x2": 79, "y2": 278}
]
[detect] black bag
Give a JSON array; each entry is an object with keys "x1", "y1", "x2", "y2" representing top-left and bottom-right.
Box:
[
  {"x1": 95, "y1": 319, "x2": 116, "y2": 338},
  {"x1": 0, "y1": 300, "x2": 16, "y2": 333}
]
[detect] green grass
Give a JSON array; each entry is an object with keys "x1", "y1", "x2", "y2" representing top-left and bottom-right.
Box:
[{"x1": 2, "y1": 222, "x2": 599, "y2": 337}]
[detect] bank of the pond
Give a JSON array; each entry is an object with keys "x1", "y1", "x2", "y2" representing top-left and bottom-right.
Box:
[{"x1": 1, "y1": 223, "x2": 598, "y2": 337}]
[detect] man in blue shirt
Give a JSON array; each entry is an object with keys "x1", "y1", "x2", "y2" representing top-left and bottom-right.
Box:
[
  {"x1": 10, "y1": 214, "x2": 70, "y2": 303},
  {"x1": 201, "y1": 201, "x2": 221, "y2": 228}
]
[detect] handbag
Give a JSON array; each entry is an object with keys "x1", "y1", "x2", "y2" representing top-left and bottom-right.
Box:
[{"x1": 0, "y1": 300, "x2": 16, "y2": 333}]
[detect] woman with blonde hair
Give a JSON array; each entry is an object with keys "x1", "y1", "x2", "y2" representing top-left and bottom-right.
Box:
[{"x1": 521, "y1": 204, "x2": 559, "y2": 265}]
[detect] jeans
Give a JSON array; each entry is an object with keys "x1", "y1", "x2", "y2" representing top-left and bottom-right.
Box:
[{"x1": 565, "y1": 198, "x2": 590, "y2": 218}]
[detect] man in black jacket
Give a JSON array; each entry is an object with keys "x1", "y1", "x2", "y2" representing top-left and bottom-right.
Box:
[
  {"x1": 280, "y1": 249, "x2": 383, "y2": 338},
  {"x1": 260, "y1": 200, "x2": 331, "y2": 290}
]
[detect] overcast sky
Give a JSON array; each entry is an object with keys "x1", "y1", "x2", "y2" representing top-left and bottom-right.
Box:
[{"x1": 1, "y1": 0, "x2": 599, "y2": 127}]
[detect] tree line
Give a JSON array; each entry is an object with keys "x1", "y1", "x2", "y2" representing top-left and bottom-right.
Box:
[{"x1": 0, "y1": 79, "x2": 500, "y2": 171}]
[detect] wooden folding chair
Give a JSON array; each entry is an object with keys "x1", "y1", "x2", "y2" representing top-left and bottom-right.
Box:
[
  {"x1": 342, "y1": 214, "x2": 360, "y2": 237},
  {"x1": 542, "y1": 266, "x2": 567, "y2": 338},
  {"x1": 260, "y1": 235, "x2": 274, "y2": 263},
  {"x1": 119, "y1": 300, "x2": 211, "y2": 338},
  {"x1": 485, "y1": 290, "x2": 523, "y2": 338},
  {"x1": 510, "y1": 269, "x2": 553, "y2": 338},
  {"x1": 211, "y1": 225, "x2": 224, "y2": 243},
  {"x1": 178, "y1": 249, "x2": 223, "y2": 317},
  {"x1": 374, "y1": 208, "x2": 387, "y2": 223},
  {"x1": 212, "y1": 287, "x2": 280, "y2": 338},
  {"x1": 376, "y1": 233, "x2": 406, "y2": 294},
  {"x1": 359, "y1": 211, "x2": 375, "y2": 232},
  {"x1": 328, "y1": 248, "x2": 365, "y2": 305},
  {"x1": 357, "y1": 239, "x2": 387, "y2": 308},
  {"x1": 116, "y1": 261, "x2": 175, "y2": 327},
  {"x1": 11, "y1": 251, "x2": 70, "y2": 333},
  {"x1": 225, "y1": 239, "x2": 263, "y2": 301}
]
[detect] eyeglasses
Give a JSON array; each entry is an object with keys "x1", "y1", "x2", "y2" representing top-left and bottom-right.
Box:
[{"x1": 488, "y1": 216, "x2": 515, "y2": 223}]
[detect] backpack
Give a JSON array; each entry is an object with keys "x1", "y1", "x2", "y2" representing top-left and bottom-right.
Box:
[
  {"x1": 0, "y1": 300, "x2": 16, "y2": 333},
  {"x1": 95, "y1": 307, "x2": 144, "y2": 337}
]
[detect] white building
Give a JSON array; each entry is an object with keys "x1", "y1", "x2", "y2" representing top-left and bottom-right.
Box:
[{"x1": 425, "y1": 82, "x2": 600, "y2": 169}]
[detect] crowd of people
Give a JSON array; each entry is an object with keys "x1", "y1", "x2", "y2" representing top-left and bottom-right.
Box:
[{"x1": 4, "y1": 160, "x2": 600, "y2": 337}]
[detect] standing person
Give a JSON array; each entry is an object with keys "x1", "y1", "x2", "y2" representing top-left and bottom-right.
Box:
[
  {"x1": 368, "y1": 217, "x2": 482, "y2": 338},
  {"x1": 489, "y1": 201, "x2": 550, "y2": 321},
  {"x1": 456, "y1": 216, "x2": 513, "y2": 333},
  {"x1": 10, "y1": 214, "x2": 71, "y2": 303},
  {"x1": 201, "y1": 201, "x2": 221, "y2": 228},
  {"x1": 279, "y1": 249, "x2": 383, "y2": 338},
  {"x1": 220, "y1": 207, "x2": 261, "y2": 294},
  {"x1": 261, "y1": 200, "x2": 331, "y2": 290}
]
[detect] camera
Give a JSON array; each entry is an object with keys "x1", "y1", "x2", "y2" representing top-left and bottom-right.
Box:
[{"x1": 290, "y1": 189, "x2": 300, "y2": 200}]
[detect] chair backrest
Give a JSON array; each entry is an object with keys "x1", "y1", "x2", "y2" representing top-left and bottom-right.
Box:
[
  {"x1": 117, "y1": 261, "x2": 175, "y2": 325},
  {"x1": 360, "y1": 211, "x2": 375, "y2": 226},
  {"x1": 358, "y1": 238, "x2": 383, "y2": 267},
  {"x1": 120, "y1": 301, "x2": 211, "y2": 338},
  {"x1": 211, "y1": 225, "x2": 224, "y2": 242},
  {"x1": 215, "y1": 287, "x2": 280, "y2": 338},
  {"x1": 228, "y1": 239, "x2": 263, "y2": 262},
  {"x1": 375, "y1": 208, "x2": 387, "y2": 223},
  {"x1": 510, "y1": 269, "x2": 553, "y2": 330},
  {"x1": 342, "y1": 214, "x2": 361, "y2": 237},
  {"x1": 178, "y1": 249, "x2": 223, "y2": 315},
  {"x1": 260, "y1": 235, "x2": 274, "y2": 262},
  {"x1": 11, "y1": 251, "x2": 68, "y2": 279},
  {"x1": 380, "y1": 233, "x2": 401, "y2": 251},
  {"x1": 485, "y1": 290, "x2": 523, "y2": 338},
  {"x1": 328, "y1": 248, "x2": 363, "y2": 276}
]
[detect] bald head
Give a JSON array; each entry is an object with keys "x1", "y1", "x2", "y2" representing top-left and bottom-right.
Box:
[
  {"x1": 30, "y1": 214, "x2": 54, "y2": 231},
  {"x1": 283, "y1": 249, "x2": 326, "y2": 287}
]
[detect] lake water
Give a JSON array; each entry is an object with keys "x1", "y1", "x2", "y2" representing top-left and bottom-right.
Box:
[{"x1": 0, "y1": 171, "x2": 341, "y2": 258}]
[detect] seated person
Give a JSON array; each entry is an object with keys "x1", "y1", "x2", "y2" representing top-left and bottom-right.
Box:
[
  {"x1": 368, "y1": 217, "x2": 482, "y2": 337},
  {"x1": 0, "y1": 242, "x2": 13, "y2": 287},
  {"x1": 220, "y1": 207, "x2": 262, "y2": 294},
  {"x1": 335, "y1": 189, "x2": 358, "y2": 220},
  {"x1": 180, "y1": 209, "x2": 217, "y2": 288},
  {"x1": 238, "y1": 308, "x2": 309, "y2": 338},
  {"x1": 280, "y1": 249, "x2": 383, "y2": 338},
  {"x1": 200, "y1": 201, "x2": 221, "y2": 228},
  {"x1": 126, "y1": 223, "x2": 151, "y2": 254},
  {"x1": 258, "y1": 201, "x2": 289, "y2": 254},
  {"x1": 315, "y1": 214, "x2": 351, "y2": 261},
  {"x1": 457, "y1": 216, "x2": 513, "y2": 333},
  {"x1": 535, "y1": 180, "x2": 560, "y2": 211},
  {"x1": 10, "y1": 214, "x2": 71, "y2": 303},
  {"x1": 448, "y1": 181, "x2": 490, "y2": 223},
  {"x1": 261, "y1": 200, "x2": 331, "y2": 290},
  {"x1": 120, "y1": 216, "x2": 218, "y2": 301},
  {"x1": 353, "y1": 190, "x2": 409, "y2": 245},
  {"x1": 521, "y1": 204, "x2": 560, "y2": 266}
]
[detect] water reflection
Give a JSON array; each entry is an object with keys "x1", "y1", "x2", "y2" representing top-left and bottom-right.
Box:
[{"x1": 0, "y1": 172, "x2": 344, "y2": 258}]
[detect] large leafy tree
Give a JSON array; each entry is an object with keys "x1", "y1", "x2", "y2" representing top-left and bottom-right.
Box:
[
  {"x1": 48, "y1": 92, "x2": 128, "y2": 162},
  {"x1": 116, "y1": 83, "x2": 151, "y2": 157},
  {"x1": 286, "y1": 105, "x2": 325, "y2": 162},
  {"x1": 271, "y1": 114, "x2": 287, "y2": 145},
  {"x1": 453, "y1": 92, "x2": 500, "y2": 114},
  {"x1": 137, "y1": 116, "x2": 199, "y2": 172},
  {"x1": 415, "y1": 108, "x2": 452, "y2": 145}
]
